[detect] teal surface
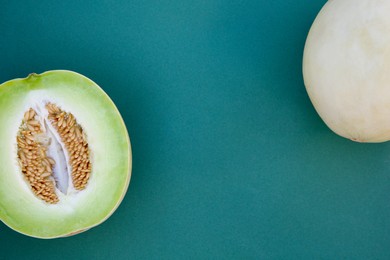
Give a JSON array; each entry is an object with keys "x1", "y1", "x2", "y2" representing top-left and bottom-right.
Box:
[{"x1": 1, "y1": 0, "x2": 390, "y2": 259}]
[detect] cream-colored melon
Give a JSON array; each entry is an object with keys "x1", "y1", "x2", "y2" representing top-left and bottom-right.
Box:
[{"x1": 303, "y1": 0, "x2": 390, "y2": 142}]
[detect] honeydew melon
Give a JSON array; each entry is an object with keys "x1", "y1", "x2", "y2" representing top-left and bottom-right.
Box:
[
  {"x1": 0, "y1": 70, "x2": 131, "y2": 238},
  {"x1": 303, "y1": 0, "x2": 390, "y2": 142}
]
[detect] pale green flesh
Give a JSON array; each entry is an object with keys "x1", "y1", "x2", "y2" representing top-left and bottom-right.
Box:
[{"x1": 0, "y1": 71, "x2": 131, "y2": 238}]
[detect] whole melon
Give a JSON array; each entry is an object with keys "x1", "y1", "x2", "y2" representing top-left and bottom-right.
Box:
[{"x1": 303, "y1": 0, "x2": 390, "y2": 142}]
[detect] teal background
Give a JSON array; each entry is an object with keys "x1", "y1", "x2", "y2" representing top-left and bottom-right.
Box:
[{"x1": 1, "y1": 0, "x2": 390, "y2": 259}]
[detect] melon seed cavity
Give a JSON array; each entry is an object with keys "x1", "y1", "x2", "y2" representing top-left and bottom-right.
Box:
[{"x1": 16, "y1": 103, "x2": 91, "y2": 204}]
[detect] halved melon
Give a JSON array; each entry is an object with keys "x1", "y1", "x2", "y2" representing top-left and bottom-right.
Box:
[{"x1": 0, "y1": 70, "x2": 132, "y2": 238}]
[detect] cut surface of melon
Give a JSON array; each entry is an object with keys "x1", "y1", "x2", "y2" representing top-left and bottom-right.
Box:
[{"x1": 0, "y1": 70, "x2": 131, "y2": 238}]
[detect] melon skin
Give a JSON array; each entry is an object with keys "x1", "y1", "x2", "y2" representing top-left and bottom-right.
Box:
[
  {"x1": 303, "y1": 0, "x2": 390, "y2": 143},
  {"x1": 0, "y1": 70, "x2": 132, "y2": 238}
]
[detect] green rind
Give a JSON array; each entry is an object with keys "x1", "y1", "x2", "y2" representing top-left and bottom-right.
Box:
[{"x1": 0, "y1": 70, "x2": 132, "y2": 238}]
